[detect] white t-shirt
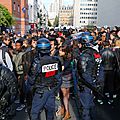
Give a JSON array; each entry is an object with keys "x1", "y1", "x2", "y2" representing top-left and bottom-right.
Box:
[{"x1": 0, "y1": 49, "x2": 13, "y2": 71}]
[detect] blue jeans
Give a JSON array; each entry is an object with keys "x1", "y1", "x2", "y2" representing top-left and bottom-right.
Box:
[{"x1": 79, "y1": 87, "x2": 94, "y2": 120}]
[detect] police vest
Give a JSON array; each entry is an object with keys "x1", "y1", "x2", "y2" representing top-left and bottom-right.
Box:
[
  {"x1": 37, "y1": 56, "x2": 61, "y2": 86},
  {"x1": 82, "y1": 47, "x2": 102, "y2": 79}
]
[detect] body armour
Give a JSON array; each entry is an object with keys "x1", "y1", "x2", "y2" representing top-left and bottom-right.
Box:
[
  {"x1": 29, "y1": 55, "x2": 62, "y2": 89},
  {"x1": 77, "y1": 47, "x2": 102, "y2": 83}
]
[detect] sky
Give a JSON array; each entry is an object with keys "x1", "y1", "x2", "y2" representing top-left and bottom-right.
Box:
[
  {"x1": 43, "y1": 0, "x2": 73, "y2": 5},
  {"x1": 43, "y1": 0, "x2": 73, "y2": 10},
  {"x1": 28, "y1": 0, "x2": 73, "y2": 10}
]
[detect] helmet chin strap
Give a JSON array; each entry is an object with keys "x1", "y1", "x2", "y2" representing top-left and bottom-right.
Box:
[{"x1": 38, "y1": 53, "x2": 42, "y2": 57}]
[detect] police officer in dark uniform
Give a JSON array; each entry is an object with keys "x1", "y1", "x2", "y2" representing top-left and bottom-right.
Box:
[
  {"x1": 77, "y1": 33, "x2": 104, "y2": 120},
  {"x1": 0, "y1": 65, "x2": 17, "y2": 120},
  {"x1": 29, "y1": 38, "x2": 62, "y2": 120}
]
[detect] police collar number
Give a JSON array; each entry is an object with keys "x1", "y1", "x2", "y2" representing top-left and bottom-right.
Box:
[{"x1": 42, "y1": 63, "x2": 58, "y2": 73}]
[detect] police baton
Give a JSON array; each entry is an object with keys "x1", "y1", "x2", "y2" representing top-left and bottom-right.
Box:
[{"x1": 78, "y1": 77, "x2": 109, "y2": 102}]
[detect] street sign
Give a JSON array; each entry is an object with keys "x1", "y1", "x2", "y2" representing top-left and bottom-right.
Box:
[{"x1": 22, "y1": 7, "x2": 26, "y2": 13}]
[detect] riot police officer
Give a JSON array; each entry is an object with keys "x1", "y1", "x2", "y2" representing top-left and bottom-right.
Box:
[
  {"x1": 0, "y1": 65, "x2": 17, "y2": 120},
  {"x1": 77, "y1": 33, "x2": 104, "y2": 120},
  {"x1": 29, "y1": 38, "x2": 62, "y2": 120}
]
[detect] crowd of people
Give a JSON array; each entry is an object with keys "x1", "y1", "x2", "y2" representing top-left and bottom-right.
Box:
[{"x1": 0, "y1": 26, "x2": 120, "y2": 120}]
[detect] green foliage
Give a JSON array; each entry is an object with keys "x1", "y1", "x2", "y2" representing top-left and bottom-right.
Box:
[
  {"x1": 86, "y1": 24, "x2": 94, "y2": 31},
  {"x1": 53, "y1": 16, "x2": 59, "y2": 27},
  {"x1": 48, "y1": 19, "x2": 52, "y2": 27},
  {"x1": 0, "y1": 4, "x2": 14, "y2": 27}
]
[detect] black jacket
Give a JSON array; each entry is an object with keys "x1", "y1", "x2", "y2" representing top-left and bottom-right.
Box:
[
  {"x1": 29, "y1": 54, "x2": 62, "y2": 92},
  {"x1": 77, "y1": 47, "x2": 104, "y2": 84},
  {"x1": 101, "y1": 48, "x2": 117, "y2": 70},
  {"x1": 0, "y1": 65, "x2": 17, "y2": 112}
]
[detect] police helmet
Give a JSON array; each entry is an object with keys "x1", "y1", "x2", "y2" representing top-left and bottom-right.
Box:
[
  {"x1": 37, "y1": 38, "x2": 51, "y2": 54},
  {"x1": 81, "y1": 32, "x2": 94, "y2": 46}
]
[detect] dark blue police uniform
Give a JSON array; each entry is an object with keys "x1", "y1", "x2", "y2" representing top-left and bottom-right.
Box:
[
  {"x1": 77, "y1": 34, "x2": 104, "y2": 120},
  {"x1": 29, "y1": 38, "x2": 62, "y2": 120}
]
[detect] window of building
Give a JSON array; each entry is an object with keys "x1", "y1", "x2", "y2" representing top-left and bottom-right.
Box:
[
  {"x1": 18, "y1": 5, "x2": 20, "y2": 12},
  {"x1": 13, "y1": 2, "x2": 15, "y2": 10}
]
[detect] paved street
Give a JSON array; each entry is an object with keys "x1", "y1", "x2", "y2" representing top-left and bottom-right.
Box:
[
  {"x1": 12, "y1": 93, "x2": 120, "y2": 120},
  {"x1": 13, "y1": 98, "x2": 80, "y2": 120}
]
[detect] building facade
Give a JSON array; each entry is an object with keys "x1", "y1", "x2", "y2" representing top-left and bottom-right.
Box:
[
  {"x1": 0, "y1": 0, "x2": 29, "y2": 34},
  {"x1": 28, "y1": 0, "x2": 38, "y2": 30},
  {"x1": 28, "y1": 0, "x2": 48, "y2": 29},
  {"x1": 73, "y1": 0, "x2": 98, "y2": 28},
  {"x1": 59, "y1": 5, "x2": 73, "y2": 26},
  {"x1": 21, "y1": 0, "x2": 29, "y2": 35},
  {"x1": 48, "y1": 0, "x2": 63, "y2": 25}
]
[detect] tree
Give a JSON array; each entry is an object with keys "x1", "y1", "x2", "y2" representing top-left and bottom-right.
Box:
[
  {"x1": 53, "y1": 16, "x2": 59, "y2": 27},
  {"x1": 48, "y1": 19, "x2": 52, "y2": 27},
  {"x1": 0, "y1": 4, "x2": 14, "y2": 27},
  {"x1": 86, "y1": 24, "x2": 94, "y2": 31}
]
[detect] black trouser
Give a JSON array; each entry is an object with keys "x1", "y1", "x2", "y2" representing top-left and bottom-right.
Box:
[
  {"x1": 26, "y1": 90, "x2": 33, "y2": 120},
  {"x1": 17, "y1": 74, "x2": 25, "y2": 104},
  {"x1": 104, "y1": 70, "x2": 115, "y2": 99}
]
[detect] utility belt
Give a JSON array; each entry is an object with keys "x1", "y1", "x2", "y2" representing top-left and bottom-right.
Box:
[{"x1": 35, "y1": 86, "x2": 53, "y2": 94}]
